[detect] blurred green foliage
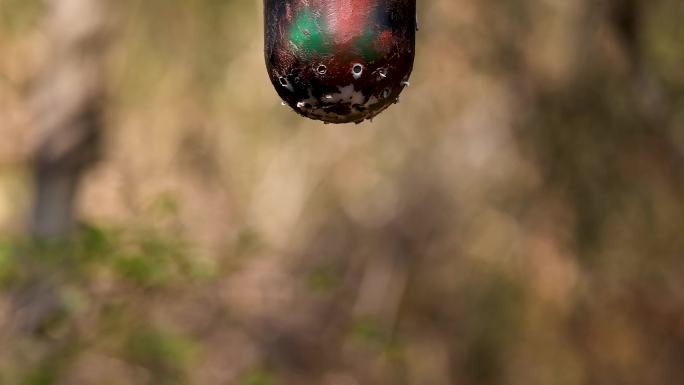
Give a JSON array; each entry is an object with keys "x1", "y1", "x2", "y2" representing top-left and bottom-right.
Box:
[
  {"x1": 241, "y1": 369, "x2": 275, "y2": 385},
  {"x1": 0, "y1": 224, "x2": 211, "y2": 384}
]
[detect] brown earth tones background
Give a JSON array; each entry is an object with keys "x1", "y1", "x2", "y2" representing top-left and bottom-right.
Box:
[{"x1": 1, "y1": 0, "x2": 684, "y2": 384}]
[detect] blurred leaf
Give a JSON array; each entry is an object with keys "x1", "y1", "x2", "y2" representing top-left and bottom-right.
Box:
[
  {"x1": 0, "y1": 0, "x2": 45, "y2": 34},
  {"x1": 126, "y1": 327, "x2": 197, "y2": 372},
  {"x1": 0, "y1": 240, "x2": 18, "y2": 286},
  {"x1": 352, "y1": 318, "x2": 392, "y2": 349},
  {"x1": 306, "y1": 267, "x2": 341, "y2": 293},
  {"x1": 148, "y1": 191, "x2": 181, "y2": 218},
  {"x1": 241, "y1": 369, "x2": 275, "y2": 385},
  {"x1": 113, "y1": 253, "x2": 173, "y2": 287},
  {"x1": 77, "y1": 224, "x2": 115, "y2": 261},
  {"x1": 22, "y1": 367, "x2": 56, "y2": 385}
]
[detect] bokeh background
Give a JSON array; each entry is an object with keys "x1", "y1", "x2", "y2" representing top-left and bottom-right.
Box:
[{"x1": 1, "y1": 0, "x2": 684, "y2": 384}]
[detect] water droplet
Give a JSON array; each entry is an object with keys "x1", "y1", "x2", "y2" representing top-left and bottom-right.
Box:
[
  {"x1": 279, "y1": 76, "x2": 294, "y2": 91},
  {"x1": 377, "y1": 68, "x2": 388, "y2": 80}
]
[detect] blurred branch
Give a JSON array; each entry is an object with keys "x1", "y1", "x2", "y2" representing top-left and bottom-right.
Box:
[{"x1": 608, "y1": 0, "x2": 684, "y2": 186}]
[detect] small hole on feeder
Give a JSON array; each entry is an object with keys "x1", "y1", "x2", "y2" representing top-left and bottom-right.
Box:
[
  {"x1": 352, "y1": 64, "x2": 364, "y2": 78},
  {"x1": 317, "y1": 65, "x2": 327, "y2": 75},
  {"x1": 278, "y1": 77, "x2": 288, "y2": 86},
  {"x1": 381, "y1": 88, "x2": 391, "y2": 99}
]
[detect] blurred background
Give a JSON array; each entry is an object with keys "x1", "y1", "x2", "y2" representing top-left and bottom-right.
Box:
[{"x1": 1, "y1": 0, "x2": 684, "y2": 384}]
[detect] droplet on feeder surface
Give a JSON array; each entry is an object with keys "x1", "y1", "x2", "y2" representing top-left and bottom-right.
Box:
[
  {"x1": 264, "y1": 0, "x2": 416, "y2": 124},
  {"x1": 377, "y1": 67, "x2": 388, "y2": 80}
]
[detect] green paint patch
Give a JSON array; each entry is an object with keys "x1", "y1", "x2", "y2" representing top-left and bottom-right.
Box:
[
  {"x1": 289, "y1": 10, "x2": 331, "y2": 56},
  {"x1": 355, "y1": 28, "x2": 381, "y2": 61}
]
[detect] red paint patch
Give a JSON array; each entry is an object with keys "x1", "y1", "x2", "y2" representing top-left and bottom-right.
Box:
[
  {"x1": 376, "y1": 30, "x2": 393, "y2": 52},
  {"x1": 327, "y1": 0, "x2": 377, "y2": 45}
]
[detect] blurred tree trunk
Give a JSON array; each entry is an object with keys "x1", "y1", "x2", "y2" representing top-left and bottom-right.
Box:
[
  {"x1": 11, "y1": 0, "x2": 113, "y2": 335},
  {"x1": 29, "y1": 0, "x2": 111, "y2": 239},
  {"x1": 608, "y1": 0, "x2": 684, "y2": 185}
]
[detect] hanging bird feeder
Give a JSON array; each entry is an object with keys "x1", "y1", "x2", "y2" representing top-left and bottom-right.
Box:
[{"x1": 265, "y1": 0, "x2": 416, "y2": 124}]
